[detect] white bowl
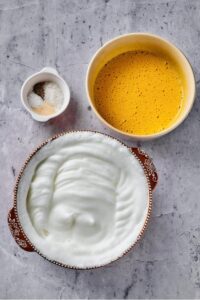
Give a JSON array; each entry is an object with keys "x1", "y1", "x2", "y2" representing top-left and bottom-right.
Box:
[
  {"x1": 21, "y1": 67, "x2": 70, "y2": 122},
  {"x1": 8, "y1": 131, "x2": 158, "y2": 269}
]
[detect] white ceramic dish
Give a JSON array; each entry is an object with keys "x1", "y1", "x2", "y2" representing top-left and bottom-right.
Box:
[
  {"x1": 21, "y1": 67, "x2": 70, "y2": 122},
  {"x1": 86, "y1": 33, "x2": 196, "y2": 140},
  {"x1": 8, "y1": 131, "x2": 158, "y2": 269}
]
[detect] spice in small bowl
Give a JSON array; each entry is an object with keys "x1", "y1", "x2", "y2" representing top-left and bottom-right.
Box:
[
  {"x1": 27, "y1": 81, "x2": 64, "y2": 116},
  {"x1": 21, "y1": 67, "x2": 70, "y2": 122}
]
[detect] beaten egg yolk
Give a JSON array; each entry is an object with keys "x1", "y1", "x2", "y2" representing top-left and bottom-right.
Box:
[{"x1": 93, "y1": 51, "x2": 184, "y2": 135}]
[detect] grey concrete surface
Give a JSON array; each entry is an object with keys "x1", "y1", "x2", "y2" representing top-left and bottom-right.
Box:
[{"x1": 0, "y1": 0, "x2": 200, "y2": 298}]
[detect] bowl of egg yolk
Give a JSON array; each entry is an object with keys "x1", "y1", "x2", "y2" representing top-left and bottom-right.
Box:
[{"x1": 86, "y1": 33, "x2": 196, "y2": 140}]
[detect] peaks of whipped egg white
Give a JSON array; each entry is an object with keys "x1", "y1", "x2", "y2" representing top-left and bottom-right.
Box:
[{"x1": 21, "y1": 132, "x2": 148, "y2": 268}]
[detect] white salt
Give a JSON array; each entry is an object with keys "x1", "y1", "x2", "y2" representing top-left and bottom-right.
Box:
[
  {"x1": 27, "y1": 92, "x2": 43, "y2": 108},
  {"x1": 44, "y1": 82, "x2": 63, "y2": 109}
]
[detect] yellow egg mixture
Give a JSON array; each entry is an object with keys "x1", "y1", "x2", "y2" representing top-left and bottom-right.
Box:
[{"x1": 93, "y1": 51, "x2": 184, "y2": 135}]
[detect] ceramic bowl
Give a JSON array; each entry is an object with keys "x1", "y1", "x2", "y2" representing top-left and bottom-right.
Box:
[
  {"x1": 8, "y1": 131, "x2": 158, "y2": 269},
  {"x1": 21, "y1": 67, "x2": 70, "y2": 122},
  {"x1": 86, "y1": 33, "x2": 196, "y2": 140}
]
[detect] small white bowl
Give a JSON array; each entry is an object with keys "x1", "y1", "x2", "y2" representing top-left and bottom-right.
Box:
[{"x1": 21, "y1": 67, "x2": 70, "y2": 122}]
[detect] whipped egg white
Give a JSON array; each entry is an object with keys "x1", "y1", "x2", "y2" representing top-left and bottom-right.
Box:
[{"x1": 18, "y1": 132, "x2": 149, "y2": 268}]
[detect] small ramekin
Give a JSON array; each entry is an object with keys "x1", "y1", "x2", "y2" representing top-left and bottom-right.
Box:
[{"x1": 21, "y1": 67, "x2": 70, "y2": 122}]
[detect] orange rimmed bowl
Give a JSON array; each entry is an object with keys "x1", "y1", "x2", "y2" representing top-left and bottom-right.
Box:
[{"x1": 8, "y1": 131, "x2": 158, "y2": 269}]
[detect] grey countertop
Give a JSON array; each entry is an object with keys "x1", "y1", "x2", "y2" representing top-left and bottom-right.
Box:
[{"x1": 1, "y1": 0, "x2": 200, "y2": 299}]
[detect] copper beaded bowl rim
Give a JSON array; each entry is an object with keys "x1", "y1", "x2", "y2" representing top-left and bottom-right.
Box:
[{"x1": 12, "y1": 130, "x2": 154, "y2": 270}]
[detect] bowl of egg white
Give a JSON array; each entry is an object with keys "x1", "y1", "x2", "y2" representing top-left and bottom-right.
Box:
[{"x1": 8, "y1": 131, "x2": 158, "y2": 269}]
